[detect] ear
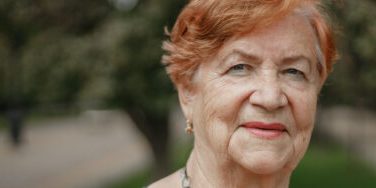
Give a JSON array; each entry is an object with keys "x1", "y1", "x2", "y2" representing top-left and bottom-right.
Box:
[{"x1": 177, "y1": 84, "x2": 196, "y2": 121}]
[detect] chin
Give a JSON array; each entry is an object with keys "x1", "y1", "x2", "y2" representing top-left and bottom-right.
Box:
[
  {"x1": 228, "y1": 130, "x2": 295, "y2": 175},
  {"x1": 238, "y1": 151, "x2": 293, "y2": 175}
]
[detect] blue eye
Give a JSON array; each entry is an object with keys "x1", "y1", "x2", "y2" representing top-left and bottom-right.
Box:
[
  {"x1": 283, "y1": 68, "x2": 305, "y2": 80},
  {"x1": 231, "y1": 64, "x2": 247, "y2": 70},
  {"x1": 227, "y1": 64, "x2": 252, "y2": 76}
]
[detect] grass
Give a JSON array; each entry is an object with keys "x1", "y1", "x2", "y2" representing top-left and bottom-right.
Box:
[
  {"x1": 108, "y1": 169, "x2": 152, "y2": 188},
  {"x1": 290, "y1": 144, "x2": 376, "y2": 187},
  {"x1": 0, "y1": 116, "x2": 7, "y2": 130},
  {"x1": 107, "y1": 142, "x2": 193, "y2": 188},
  {"x1": 108, "y1": 143, "x2": 376, "y2": 188}
]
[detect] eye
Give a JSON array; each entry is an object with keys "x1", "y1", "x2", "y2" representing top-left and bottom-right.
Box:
[
  {"x1": 283, "y1": 68, "x2": 306, "y2": 80},
  {"x1": 227, "y1": 64, "x2": 253, "y2": 76}
]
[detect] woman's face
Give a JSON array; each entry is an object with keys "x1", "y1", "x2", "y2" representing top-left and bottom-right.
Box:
[{"x1": 179, "y1": 14, "x2": 323, "y2": 174}]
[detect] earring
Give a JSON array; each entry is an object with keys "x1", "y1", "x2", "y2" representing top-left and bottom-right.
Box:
[{"x1": 185, "y1": 119, "x2": 193, "y2": 135}]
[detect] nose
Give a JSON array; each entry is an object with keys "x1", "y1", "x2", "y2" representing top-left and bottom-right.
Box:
[{"x1": 249, "y1": 75, "x2": 288, "y2": 112}]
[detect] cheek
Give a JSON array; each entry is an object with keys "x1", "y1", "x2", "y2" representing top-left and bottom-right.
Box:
[
  {"x1": 287, "y1": 89, "x2": 318, "y2": 168},
  {"x1": 292, "y1": 90, "x2": 317, "y2": 131},
  {"x1": 193, "y1": 80, "x2": 250, "y2": 152}
]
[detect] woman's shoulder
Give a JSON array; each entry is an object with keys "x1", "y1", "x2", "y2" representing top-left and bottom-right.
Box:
[{"x1": 147, "y1": 169, "x2": 182, "y2": 188}]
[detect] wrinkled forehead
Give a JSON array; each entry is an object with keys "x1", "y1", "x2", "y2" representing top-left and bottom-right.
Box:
[{"x1": 218, "y1": 13, "x2": 317, "y2": 60}]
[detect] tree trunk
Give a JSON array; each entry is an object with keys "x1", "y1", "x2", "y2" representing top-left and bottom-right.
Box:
[{"x1": 127, "y1": 108, "x2": 170, "y2": 180}]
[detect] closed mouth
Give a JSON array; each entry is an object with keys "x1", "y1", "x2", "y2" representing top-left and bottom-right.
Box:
[{"x1": 241, "y1": 121, "x2": 287, "y2": 139}]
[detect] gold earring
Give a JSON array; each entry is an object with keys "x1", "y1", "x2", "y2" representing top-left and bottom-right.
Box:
[{"x1": 185, "y1": 119, "x2": 193, "y2": 135}]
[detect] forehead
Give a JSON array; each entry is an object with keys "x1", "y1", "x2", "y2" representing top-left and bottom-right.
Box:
[{"x1": 214, "y1": 13, "x2": 317, "y2": 62}]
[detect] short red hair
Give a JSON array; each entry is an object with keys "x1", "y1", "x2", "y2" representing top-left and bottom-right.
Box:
[{"x1": 162, "y1": 0, "x2": 337, "y2": 88}]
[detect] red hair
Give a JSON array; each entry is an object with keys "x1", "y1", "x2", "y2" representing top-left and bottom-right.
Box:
[{"x1": 162, "y1": 0, "x2": 337, "y2": 88}]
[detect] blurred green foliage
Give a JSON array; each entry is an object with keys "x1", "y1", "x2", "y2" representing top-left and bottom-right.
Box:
[
  {"x1": 0, "y1": 0, "x2": 374, "y2": 111},
  {"x1": 0, "y1": 0, "x2": 112, "y2": 109},
  {"x1": 107, "y1": 141, "x2": 193, "y2": 188},
  {"x1": 0, "y1": 116, "x2": 6, "y2": 130},
  {"x1": 291, "y1": 145, "x2": 376, "y2": 187},
  {"x1": 109, "y1": 168, "x2": 151, "y2": 188},
  {"x1": 321, "y1": 0, "x2": 376, "y2": 108}
]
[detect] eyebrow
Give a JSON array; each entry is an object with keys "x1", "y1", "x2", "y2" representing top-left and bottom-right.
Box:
[
  {"x1": 221, "y1": 49, "x2": 262, "y2": 64},
  {"x1": 282, "y1": 55, "x2": 312, "y2": 65},
  {"x1": 224, "y1": 49, "x2": 313, "y2": 65}
]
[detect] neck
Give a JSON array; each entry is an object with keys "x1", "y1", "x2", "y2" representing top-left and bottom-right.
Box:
[{"x1": 186, "y1": 145, "x2": 291, "y2": 188}]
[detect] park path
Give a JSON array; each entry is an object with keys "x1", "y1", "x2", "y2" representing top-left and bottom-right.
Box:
[{"x1": 0, "y1": 110, "x2": 152, "y2": 188}]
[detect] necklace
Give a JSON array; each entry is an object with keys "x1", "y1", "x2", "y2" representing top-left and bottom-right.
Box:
[{"x1": 181, "y1": 167, "x2": 191, "y2": 188}]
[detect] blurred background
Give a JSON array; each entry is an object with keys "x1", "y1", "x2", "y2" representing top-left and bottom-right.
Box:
[{"x1": 0, "y1": 0, "x2": 375, "y2": 187}]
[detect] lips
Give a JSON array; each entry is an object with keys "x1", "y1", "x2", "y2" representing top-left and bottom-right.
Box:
[{"x1": 242, "y1": 121, "x2": 287, "y2": 139}]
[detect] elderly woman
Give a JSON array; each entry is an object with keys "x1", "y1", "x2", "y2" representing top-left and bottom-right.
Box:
[{"x1": 150, "y1": 0, "x2": 337, "y2": 187}]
